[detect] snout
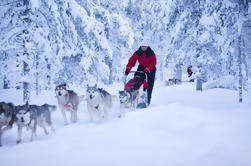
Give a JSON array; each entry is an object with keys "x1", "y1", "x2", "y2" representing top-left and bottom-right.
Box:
[
  {"x1": 58, "y1": 91, "x2": 62, "y2": 96},
  {"x1": 20, "y1": 117, "x2": 25, "y2": 123},
  {"x1": 89, "y1": 95, "x2": 93, "y2": 99}
]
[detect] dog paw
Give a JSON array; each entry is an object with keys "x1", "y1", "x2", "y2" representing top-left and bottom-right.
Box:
[{"x1": 16, "y1": 140, "x2": 21, "y2": 144}]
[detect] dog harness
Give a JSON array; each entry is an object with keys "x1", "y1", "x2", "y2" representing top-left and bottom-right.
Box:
[{"x1": 64, "y1": 104, "x2": 71, "y2": 108}]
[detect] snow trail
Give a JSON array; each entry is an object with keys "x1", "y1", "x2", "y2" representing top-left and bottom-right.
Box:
[{"x1": 0, "y1": 81, "x2": 251, "y2": 166}]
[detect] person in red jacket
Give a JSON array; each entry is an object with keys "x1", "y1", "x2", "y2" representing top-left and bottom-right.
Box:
[
  {"x1": 187, "y1": 65, "x2": 194, "y2": 82},
  {"x1": 125, "y1": 42, "x2": 157, "y2": 106},
  {"x1": 187, "y1": 65, "x2": 193, "y2": 77}
]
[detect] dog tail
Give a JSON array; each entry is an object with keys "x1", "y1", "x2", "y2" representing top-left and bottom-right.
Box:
[
  {"x1": 44, "y1": 104, "x2": 57, "y2": 112},
  {"x1": 79, "y1": 95, "x2": 86, "y2": 102}
]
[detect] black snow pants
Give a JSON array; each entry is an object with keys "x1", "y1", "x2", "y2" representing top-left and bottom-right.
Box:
[{"x1": 135, "y1": 65, "x2": 156, "y2": 105}]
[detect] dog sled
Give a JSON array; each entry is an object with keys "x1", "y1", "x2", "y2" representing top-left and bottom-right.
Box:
[
  {"x1": 165, "y1": 77, "x2": 194, "y2": 86},
  {"x1": 124, "y1": 71, "x2": 148, "y2": 109}
]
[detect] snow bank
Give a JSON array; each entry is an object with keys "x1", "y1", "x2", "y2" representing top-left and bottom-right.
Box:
[
  {"x1": 0, "y1": 81, "x2": 251, "y2": 166},
  {"x1": 203, "y1": 75, "x2": 237, "y2": 91}
]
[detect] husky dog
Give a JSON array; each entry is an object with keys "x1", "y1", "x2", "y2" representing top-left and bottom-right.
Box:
[
  {"x1": 0, "y1": 102, "x2": 16, "y2": 146},
  {"x1": 30, "y1": 104, "x2": 56, "y2": 135},
  {"x1": 165, "y1": 78, "x2": 181, "y2": 86},
  {"x1": 15, "y1": 103, "x2": 37, "y2": 144},
  {"x1": 55, "y1": 83, "x2": 79, "y2": 125},
  {"x1": 15, "y1": 102, "x2": 57, "y2": 144},
  {"x1": 86, "y1": 85, "x2": 113, "y2": 121},
  {"x1": 118, "y1": 85, "x2": 144, "y2": 117}
]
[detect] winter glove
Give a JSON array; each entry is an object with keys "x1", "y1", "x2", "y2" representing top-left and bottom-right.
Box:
[
  {"x1": 144, "y1": 67, "x2": 150, "y2": 73},
  {"x1": 125, "y1": 71, "x2": 129, "y2": 76}
]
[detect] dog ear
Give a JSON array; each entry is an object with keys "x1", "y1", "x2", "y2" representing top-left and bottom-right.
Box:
[{"x1": 7, "y1": 103, "x2": 14, "y2": 110}]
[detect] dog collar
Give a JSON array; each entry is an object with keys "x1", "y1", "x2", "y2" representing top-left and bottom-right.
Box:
[{"x1": 64, "y1": 104, "x2": 71, "y2": 108}]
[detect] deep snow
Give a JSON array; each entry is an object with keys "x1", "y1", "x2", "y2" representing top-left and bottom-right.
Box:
[{"x1": 0, "y1": 81, "x2": 251, "y2": 166}]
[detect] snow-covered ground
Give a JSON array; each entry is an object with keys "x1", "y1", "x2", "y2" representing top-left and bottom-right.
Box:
[{"x1": 1, "y1": 81, "x2": 251, "y2": 166}]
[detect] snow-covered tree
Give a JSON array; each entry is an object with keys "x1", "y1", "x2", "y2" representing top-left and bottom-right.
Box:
[{"x1": 0, "y1": 0, "x2": 250, "y2": 103}]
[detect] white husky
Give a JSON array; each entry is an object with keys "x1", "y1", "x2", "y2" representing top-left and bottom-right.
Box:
[
  {"x1": 86, "y1": 85, "x2": 114, "y2": 121},
  {"x1": 55, "y1": 83, "x2": 80, "y2": 125}
]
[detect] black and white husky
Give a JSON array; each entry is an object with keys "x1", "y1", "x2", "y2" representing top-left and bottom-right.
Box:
[
  {"x1": 118, "y1": 85, "x2": 144, "y2": 116},
  {"x1": 55, "y1": 83, "x2": 80, "y2": 125},
  {"x1": 31, "y1": 104, "x2": 56, "y2": 135},
  {"x1": 15, "y1": 103, "x2": 37, "y2": 144},
  {"x1": 15, "y1": 103, "x2": 56, "y2": 144},
  {"x1": 86, "y1": 85, "x2": 113, "y2": 121},
  {"x1": 0, "y1": 102, "x2": 16, "y2": 146}
]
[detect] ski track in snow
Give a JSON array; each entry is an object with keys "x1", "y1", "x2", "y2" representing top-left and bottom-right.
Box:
[{"x1": 0, "y1": 81, "x2": 251, "y2": 166}]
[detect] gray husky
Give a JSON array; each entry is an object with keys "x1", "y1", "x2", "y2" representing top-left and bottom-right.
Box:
[
  {"x1": 31, "y1": 104, "x2": 56, "y2": 135},
  {"x1": 15, "y1": 103, "x2": 37, "y2": 144},
  {"x1": 86, "y1": 85, "x2": 113, "y2": 121},
  {"x1": 118, "y1": 85, "x2": 144, "y2": 117},
  {"x1": 0, "y1": 102, "x2": 16, "y2": 146},
  {"x1": 15, "y1": 103, "x2": 57, "y2": 144},
  {"x1": 55, "y1": 83, "x2": 79, "y2": 125}
]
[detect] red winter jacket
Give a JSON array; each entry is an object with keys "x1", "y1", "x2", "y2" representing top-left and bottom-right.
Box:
[
  {"x1": 187, "y1": 67, "x2": 192, "y2": 73},
  {"x1": 126, "y1": 47, "x2": 157, "y2": 73}
]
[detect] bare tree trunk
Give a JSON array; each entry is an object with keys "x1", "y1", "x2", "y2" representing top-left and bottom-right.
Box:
[
  {"x1": 196, "y1": 64, "x2": 205, "y2": 91},
  {"x1": 196, "y1": 79, "x2": 203, "y2": 91},
  {"x1": 23, "y1": 61, "x2": 30, "y2": 103},
  {"x1": 238, "y1": 35, "x2": 243, "y2": 103},
  {"x1": 108, "y1": 60, "x2": 112, "y2": 85},
  {"x1": 174, "y1": 63, "x2": 182, "y2": 82},
  {"x1": 23, "y1": 81, "x2": 30, "y2": 103},
  {"x1": 35, "y1": 54, "x2": 39, "y2": 95},
  {"x1": 159, "y1": 60, "x2": 163, "y2": 81},
  {"x1": 3, "y1": 75, "x2": 9, "y2": 89},
  {"x1": 237, "y1": 0, "x2": 244, "y2": 103}
]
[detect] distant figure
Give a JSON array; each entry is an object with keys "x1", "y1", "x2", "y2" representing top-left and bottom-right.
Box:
[
  {"x1": 187, "y1": 65, "x2": 193, "y2": 77},
  {"x1": 187, "y1": 65, "x2": 194, "y2": 82}
]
